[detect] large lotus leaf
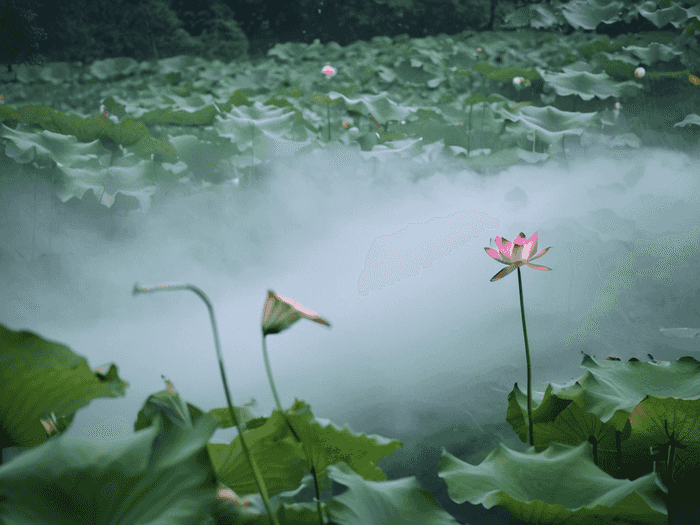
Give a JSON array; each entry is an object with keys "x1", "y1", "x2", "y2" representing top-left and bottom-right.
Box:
[
  {"x1": 572, "y1": 354, "x2": 700, "y2": 428},
  {"x1": 281, "y1": 399, "x2": 403, "y2": 493},
  {"x1": 0, "y1": 324, "x2": 129, "y2": 452},
  {"x1": 325, "y1": 91, "x2": 419, "y2": 124},
  {"x1": 506, "y1": 383, "x2": 573, "y2": 445},
  {"x1": 13, "y1": 62, "x2": 80, "y2": 85},
  {"x1": 579, "y1": 36, "x2": 621, "y2": 59},
  {"x1": 357, "y1": 136, "x2": 426, "y2": 160},
  {"x1": 537, "y1": 68, "x2": 641, "y2": 100},
  {"x1": 674, "y1": 114, "x2": 700, "y2": 128},
  {"x1": 508, "y1": 354, "x2": 700, "y2": 441},
  {"x1": 213, "y1": 105, "x2": 309, "y2": 160},
  {"x1": 0, "y1": 123, "x2": 111, "y2": 168},
  {"x1": 438, "y1": 441, "x2": 668, "y2": 524},
  {"x1": 390, "y1": 57, "x2": 442, "y2": 85},
  {"x1": 211, "y1": 399, "x2": 402, "y2": 501},
  {"x1": 561, "y1": 0, "x2": 626, "y2": 31},
  {"x1": 623, "y1": 42, "x2": 684, "y2": 66},
  {"x1": 506, "y1": 356, "x2": 700, "y2": 481},
  {"x1": 209, "y1": 408, "x2": 308, "y2": 499},
  {"x1": 0, "y1": 106, "x2": 177, "y2": 165},
  {"x1": 629, "y1": 395, "x2": 700, "y2": 486},
  {"x1": 508, "y1": 387, "x2": 657, "y2": 479},
  {"x1": 503, "y1": 4, "x2": 561, "y2": 30},
  {"x1": 168, "y1": 134, "x2": 239, "y2": 180},
  {"x1": 52, "y1": 152, "x2": 157, "y2": 211},
  {"x1": 502, "y1": 105, "x2": 601, "y2": 141},
  {"x1": 323, "y1": 461, "x2": 459, "y2": 525},
  {"x1": 639, "y1": 3, "x2": 700, "y2": 30},
  {"x1": 0, "y1": 409, "x2": 220, "y2": 525}
]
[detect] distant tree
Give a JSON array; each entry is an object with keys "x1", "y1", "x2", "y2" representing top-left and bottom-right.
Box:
[
  {"x1": 31, "y1": 0, "x2": 210, "y2": 64},
  {"x1": 487, "y1": 0, "x2": 498, "y2": 31},
  {"x1": 167, "y1": 0, "x2": 249, "y2": 61},
  {"x1": 193, "y1": 2, "x2": 250, "y2": 61},
  {"x1": 0, "y1": 0, "x2": 47, "y2": 73}
]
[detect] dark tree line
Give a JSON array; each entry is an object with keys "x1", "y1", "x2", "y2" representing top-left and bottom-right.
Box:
[
  {"x1": 0, "y1": 0, "x2": 47, "y2": 73},
  {"x1": 4, "y1": 0, "x2": 635, "y2": 73},
  {"x1": 0, "y1": 0, "x2": 250, "y2": 74},
  {"x1": 0, "y1": 0, "x2": 535, "y2": 73}
]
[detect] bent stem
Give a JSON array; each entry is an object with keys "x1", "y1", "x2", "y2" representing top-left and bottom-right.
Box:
[
  {"x1": 132, "y1": 282, "x2": 281, "y2": 525},
  {"x1": 516, "y1": 267, "x2": 535, "y2": 447},
  {"x1": 262, "y1": 335, "x2": 326, "y2": 525}
]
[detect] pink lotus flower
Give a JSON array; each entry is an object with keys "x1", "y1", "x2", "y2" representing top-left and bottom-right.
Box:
[
  {"x1": 262, "y1": 291, "x2": 331, "y2": 336},
  {"x1": 485, "y1": 231, "x2": 552, "y2": 448},
  {"x1": 484, "y1": 232, "x2": 552, "y2": 282}
]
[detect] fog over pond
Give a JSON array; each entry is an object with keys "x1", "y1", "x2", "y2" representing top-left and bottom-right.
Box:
[{"x1": 2, "y1": 143, "x2": 699, "y2": 460}]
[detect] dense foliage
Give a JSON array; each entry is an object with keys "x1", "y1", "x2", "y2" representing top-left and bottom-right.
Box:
[
  {"x1": 3, "y1": 0, "x2": 551, "y2": 68},
  {"x1": 0, "y1": 0, "x2": 47, "y2": 73},
  {"x1": 4, "y1": 0, "x2": 249, "y2": 67},
  {"x1": 6, "y1": 0, "x2": 700, "y2": 69},
  {"x1": 225, "y1": 0, "x2": 497, "y2": 54}
]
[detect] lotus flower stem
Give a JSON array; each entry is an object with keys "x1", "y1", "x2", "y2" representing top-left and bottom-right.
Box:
[
  {"x1": 467, "y1": 103, "x2": 473, "y2": 154},
  {"x1": 485, "y1": 233, "x2": 551, "y2": 449},
  {"x1": 516, "y1": 267, "x2": 535, "y2": 447},
  {"x1": 31, "y1": 172, "x2": 38, "y2": 262},
  {"x1": 249, "y1": 122, "x2": 254, "y2": 189},
  {"x1": 568, "y1": 245, "x2": 574, "y2": 314},
  {"x1": 480, "y1": 101, "x2": 485, "y2": 149},
  {"x1": 260, "y1": 290, "x2": 331, "y2": 525},
  {"x1": 132, "y1": 282, "x2": 281, "y2": 525},
  {"x1": 262, "y1": 335, "x2": 326, "y2": 525}
]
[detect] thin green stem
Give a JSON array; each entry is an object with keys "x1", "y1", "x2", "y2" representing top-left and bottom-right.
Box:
[
  {"x1": 132, "y1": 282, "x2": 280, "y2": 525},
  {"x1": 467, "y1": 103, "x2": 473, "y2": 154},
  {"x1": 249, "y1": 122, "x2": 254, "y2": 189},
  {"x1": 31, "y1": 171, "x2": 38, "y2": 262},
  {"x1": 567, "y1": 245, "x2": 574, "y2": 314},
  {"x1": 327, "y1": 105, "x2": 331, "y2": 142},
  {"x1": 262, "y1": 335, "x2": 326, "y2": 525},
  {"x1": 480, "y1": 101, "x2": 485, "y2": 149},
  {"x1": 516, "y1": 267, "x2": 534, "y2": 447}
]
